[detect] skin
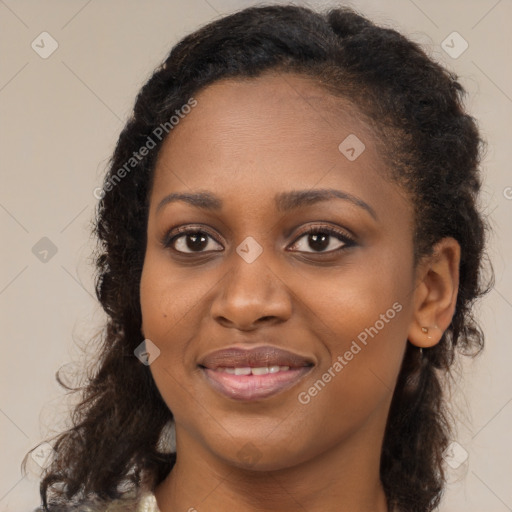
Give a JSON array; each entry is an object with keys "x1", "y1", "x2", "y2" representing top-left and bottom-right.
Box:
[{"x1": 140, "y1": 72, "x2": 460, "y2": 512}]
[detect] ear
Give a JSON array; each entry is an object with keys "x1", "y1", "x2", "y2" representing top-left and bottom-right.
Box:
[{"x1": 408, "y1": 237, "x2": 461, "y2": 348}]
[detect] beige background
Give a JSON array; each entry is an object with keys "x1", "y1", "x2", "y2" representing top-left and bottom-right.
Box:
[{"x1": 1, "y1": 0, "x2": 511, "y2": 510}]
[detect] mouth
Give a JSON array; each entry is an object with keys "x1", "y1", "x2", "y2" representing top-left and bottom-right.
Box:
[{"x1": 198, "y1": 345, "x2": 314, "y2": 401}]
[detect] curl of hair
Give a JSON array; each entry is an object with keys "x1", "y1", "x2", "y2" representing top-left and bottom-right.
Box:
[{"x1": 24, "y1": 5, "x2": 493, "y2": 512}]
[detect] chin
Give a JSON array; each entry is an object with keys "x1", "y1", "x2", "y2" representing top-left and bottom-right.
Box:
[{"x1": 213, "y1": 440, "x2": 311, "y2": 473}]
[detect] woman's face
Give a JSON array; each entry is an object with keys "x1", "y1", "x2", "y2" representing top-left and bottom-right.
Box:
[{"x1": 140, "y1": 73, "x2": 418, "y2": 471}]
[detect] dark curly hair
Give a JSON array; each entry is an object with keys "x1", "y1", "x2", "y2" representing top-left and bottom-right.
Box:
[{"x1": 23, "y1": 4, "x2": 493, "y2": 512}]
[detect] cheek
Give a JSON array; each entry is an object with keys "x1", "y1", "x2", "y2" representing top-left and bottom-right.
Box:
[
  {"x1": 314, "y1": 253, "x2": 408, "y2": 344},
  {"x1": 139, "y1": 254, "x2": 199, "y2": 417},
  {"x1": 139, "y1": 257, "x2": 192, "y2": 396},
  {"x1": 140, "y1": 251, "x2": 207, "y2": 339},
  {"x1": 139, "y1": 250, "x2": 224, "y2": 393},
  {"x1": 292, "y1": 299, "x2": 407, "y2": 450},
  {"x1": 301, "y1": 254, "x2": 410, "y2": 405}
]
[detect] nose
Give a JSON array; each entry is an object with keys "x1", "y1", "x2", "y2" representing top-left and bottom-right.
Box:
[{"x1": 210, "y1": 250, "x2": 292, "y2": 330}]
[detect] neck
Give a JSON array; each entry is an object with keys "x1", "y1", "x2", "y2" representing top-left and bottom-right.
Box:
[{"x1": 154, "y1": 419, "x2": 389, "y2": 512}]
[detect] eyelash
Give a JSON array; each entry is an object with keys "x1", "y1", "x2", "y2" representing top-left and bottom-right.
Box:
[{"x1": 161, "y1": 224, "x2": 356, "y2": 256}]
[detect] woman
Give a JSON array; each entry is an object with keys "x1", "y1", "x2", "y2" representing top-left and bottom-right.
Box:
[{"x1": 26, "y1": 4, "x2": 492, "y2": 512}]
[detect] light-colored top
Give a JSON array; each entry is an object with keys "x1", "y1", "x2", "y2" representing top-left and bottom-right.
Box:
[
  {"x1": 102, "y1": 491, "x2": 161, "y2": 512},
  {"x1": 33, "y1": 491, "x2": 162, "y2": 512},
  {"x1": 132, "y1": 492, "x2": 161, "y2": 512}
]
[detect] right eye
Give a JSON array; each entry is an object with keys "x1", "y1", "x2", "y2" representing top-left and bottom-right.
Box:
[{"x1": 163, "y1": 227, "x2": 224, "y2": 254}]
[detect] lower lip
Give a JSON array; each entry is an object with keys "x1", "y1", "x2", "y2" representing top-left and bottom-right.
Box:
[{"x1": 201, "y1": 366, "x2": 313, "y2": 401}]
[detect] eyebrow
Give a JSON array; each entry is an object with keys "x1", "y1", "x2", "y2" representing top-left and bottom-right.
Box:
[{"x1": 156, "y1": 188, "x2": 377, "y2": 220}]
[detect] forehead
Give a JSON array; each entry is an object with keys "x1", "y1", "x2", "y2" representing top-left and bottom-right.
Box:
[
  {"x1": 150, "y1": 73, "x2": 409, "y2": 220},
  {"x1": 165, "y1": 73, "x2": 373, "y2": 151}
]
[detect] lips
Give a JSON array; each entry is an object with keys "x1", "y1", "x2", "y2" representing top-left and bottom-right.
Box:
[
  {"x1": 198, "y1": 346, "x2": 314, "y2": 370},
  {"x1": 198, "y1": 345, "x2": 314, "y2": 401}
]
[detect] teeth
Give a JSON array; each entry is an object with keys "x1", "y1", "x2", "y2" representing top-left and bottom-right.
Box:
[
  {"x1": 234, "y1": 367, "x2": 252, "y2": 376},
  {"x1": 251, "y1": 367, "x2": 269, "y2": 375},
  {"x1": 214, "y1": 366, "x2": 291, "y2": 375}
]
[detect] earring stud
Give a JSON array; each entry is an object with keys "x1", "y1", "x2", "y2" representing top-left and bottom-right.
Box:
[{"x1": 421, "y1": 326, "x2": 432, "y2": 339}]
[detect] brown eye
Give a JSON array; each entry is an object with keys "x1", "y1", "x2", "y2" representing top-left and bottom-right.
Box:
[
  {"x1": 289, "y1": 226, "x2": 355, "y2": 254},
  {"x1": 164, "y1": 228, "x2": 223, "y2": 254}
]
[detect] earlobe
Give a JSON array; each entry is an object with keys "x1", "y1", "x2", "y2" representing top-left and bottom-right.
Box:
[
  {"x1": 408, "y1": 237, "x2": 461, "y2": 348},
  {"x1": 421, "y1": 325, "x2": 439, "y2": 339}
]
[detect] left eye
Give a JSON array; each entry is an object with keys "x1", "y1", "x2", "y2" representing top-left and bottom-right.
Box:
[{"x1": 289, "y1": 227, "x2": 354, "y2": 253}]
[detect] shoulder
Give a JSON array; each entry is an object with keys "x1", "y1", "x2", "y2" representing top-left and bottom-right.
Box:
[
  {"x1": 32, "y1": 491, "x2": 160, "y2": 512},
  {"x1": 106, "y1": 492, "x2": 160, "y2": 512}
]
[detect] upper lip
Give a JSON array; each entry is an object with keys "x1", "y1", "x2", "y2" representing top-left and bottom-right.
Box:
[{"x1": 198, "y1": 345, "x2": 315, "y2": 370}]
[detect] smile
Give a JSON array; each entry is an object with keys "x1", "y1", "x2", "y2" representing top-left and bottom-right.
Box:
[{"x1": 200, "y1": 365, "x2": 313, "y2": 401}]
